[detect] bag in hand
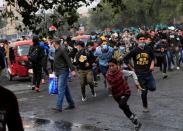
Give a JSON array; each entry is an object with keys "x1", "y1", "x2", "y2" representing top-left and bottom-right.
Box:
[{"x1": 48, "y1": 74, "x2": 58, "y2": 94}]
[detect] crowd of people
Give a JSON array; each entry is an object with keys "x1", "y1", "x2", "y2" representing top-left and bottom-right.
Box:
[{"x1": 1, "y1": 26, "x2": 183, "y2": 131}]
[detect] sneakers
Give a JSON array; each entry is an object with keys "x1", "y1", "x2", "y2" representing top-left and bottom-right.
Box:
[
  {"x1": 51, "y1": 107, "x2": 62, "y2": 112},
  {"x1": 143, "y1": 107, "x2": 149, "y2": 113},
  {"x1": 130, "y1": 114, "x2": 142, "y2": 131},
  {"x1": 92, "y1": 92, "x2": 97, "y2": 97},
  {"x1": 134, "y1": 122, "x2": 142, "y2": 131},
  {"x1": 130, "y1": 114, "x2": 138, "y2": 125},
  {"x1": 94, "y1": 81, "x2": 98, "y2": 87},
  {"x1": 35, "y1": 87, "x2": 40, "y2": 92},
  {"x1": 177, "y1": 66, "x2": 180, "y2": 70},
  {"x1": 162, "y1": 73, "x2": 168, "y2": 79},
  {"x1": 64, "y1": 105, "x2": 75, "y2": 110},
  {"x1": 31, "y1": 85, "x2": 35, "y2": 90},
  {"x1": 41, "y1": 79, "x2": 46, "y2": 84},
  {"x1": 82, "y1": 96, "x2": 87, "y2": 102}
]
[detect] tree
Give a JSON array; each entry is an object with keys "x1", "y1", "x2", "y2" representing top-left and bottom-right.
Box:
[
  {"x1": 0, "y1": 17, "x2": 6, "y2": 29},
  {"x1": 4, "y1": 0, "x2": 124, "y2": 33},
  {"x1": 87, "y1": 0, "x2": 183, "y2": 30}
]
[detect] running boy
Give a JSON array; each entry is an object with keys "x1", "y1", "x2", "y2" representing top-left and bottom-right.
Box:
[{"x1": 106, "y1": 58, "x2": 142, "y2": 131}]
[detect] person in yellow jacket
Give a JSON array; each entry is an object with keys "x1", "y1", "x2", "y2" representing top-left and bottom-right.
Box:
[{"x1": 113, "y1": 43, "x2": 126, "y2": 66}]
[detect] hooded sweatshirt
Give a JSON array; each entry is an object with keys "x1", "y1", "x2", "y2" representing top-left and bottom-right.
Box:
[{"x1": 106, "y1": 69, "x2": 131, "y2": 98}]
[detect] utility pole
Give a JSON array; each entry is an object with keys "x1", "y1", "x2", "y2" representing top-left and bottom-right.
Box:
[
  {"x1": 173, "y1": 17, "x2": 176, "y2": 25},
  {"x1": 15, "y1": 0, "x2": 17, "y2": 9},
  {"x1": 44, "y1": 10, "x2": 48, "y2": 36}
]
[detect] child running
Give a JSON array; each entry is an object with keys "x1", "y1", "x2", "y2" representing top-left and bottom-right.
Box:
[{"x1": 106, "y1": 58, "x2": 142, "y2": 131}]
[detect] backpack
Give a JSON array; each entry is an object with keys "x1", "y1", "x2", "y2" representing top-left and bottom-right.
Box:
[{"x1": 28, "y1": 46, "x2": 41, "y2": 63}]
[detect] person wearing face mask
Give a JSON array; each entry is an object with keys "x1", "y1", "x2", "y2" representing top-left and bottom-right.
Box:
[
  {"x1": 113, "y1": 43, "x2": 126, "y2": 67},
  {"x1": 75, "y1": 41, "x2": 96, "y2": 102},
  {"x1": 154, "y1": 37, "x2": 168, "y2": 79},
  {"x1": 86, "y1": 41, "x2": 98, "y2": 87},
  {"x1": 124, "y1": 33, "x2": 156, "y2": 113},
  {"x1": 94, "y1": 43, "x2": 114, "y2": 88},
  {"x1": 168, "y1": 27, "x2": 181, "y2": 70}
]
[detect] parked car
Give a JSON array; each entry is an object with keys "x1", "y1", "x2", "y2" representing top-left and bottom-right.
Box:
[
  {"x1": 72, "y1": 35, "x2": 91, "y2": 45},
  {"x1": 7, "y1": 40, "x2": 33, "y2": 80}
]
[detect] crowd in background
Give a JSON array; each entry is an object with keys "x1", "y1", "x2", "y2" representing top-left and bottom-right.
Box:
[{"x1": 1, "y1": 25, "x2": 183, "y2": 131}]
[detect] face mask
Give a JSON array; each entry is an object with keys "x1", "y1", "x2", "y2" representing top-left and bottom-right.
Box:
[
  {"x1": 146, "y1": 42, "x2": 151, "y2": 45},
  {"x1": 138, "y1": 42, "x2": 146, "y2": 47},
  {"x1": 119, "y1": 47, "x2": 125, "y2": 53},
  {"x1": 102, "y1": 48, "x2": 108, "y2": 53},
  {"x1": 113, "y1": 46, "x2": 118, "y2": 50},
  {"x1": 91, "y1": 36, "x2": 96, "y2": 40},
  {"x1": 101, "y1": 45, "x2": 109, "y2": 53}
]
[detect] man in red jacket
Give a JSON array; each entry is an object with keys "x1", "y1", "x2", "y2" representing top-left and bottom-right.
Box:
[{"x1": 106, "y1": 58, "x2": 142, "y2": 131}]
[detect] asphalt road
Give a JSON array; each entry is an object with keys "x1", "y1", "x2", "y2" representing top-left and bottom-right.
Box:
[{"x1": 1, "y1": 68, "x2": 183, "y2": 131}]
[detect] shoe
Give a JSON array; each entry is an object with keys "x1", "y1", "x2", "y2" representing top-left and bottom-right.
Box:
[
  {"x1": 177, "y1": 67, "x2": 180, "y2": 70},
  {"x1": 92, "y1": 92, "x2": 97, "y2": 97},
  {"x1": 31, "y1": 86, "x2": 35, "y2": 90},
  {"x1": 35, "y1": 87, "x2": 40, "y2": 92},
  {"x1": 51, "y1": 107, "x2": 62, "y2": 112},
  {"x1": 97, "y1": 75, "x2": 100, "y2": 80},
  {"x1": 162, "y1": 73, "x2": 168, "y2": 79},
  {"x1": 104, "y1": 80, "x2": 107, "y2": 88},
  {"x1": 134, "y1": 122, "x2": 142, "y2": 131},
  {"x1": 168, "y1": 68, "x2": 173, "y2": 71},
  {"x1": 41, "y1": 79, "x2": 46, "y2": 84},
  {"x1": 143, "y1": 107, "x2": 149, "y2": 113},
  {"x1": 94, "y1": 81, "x2": 98, "y2": 87},
  {"x1": 82, "y1": 96, "x2": 87, "y2": 102},
  {"x1": 108, "y1": 94, "x2": 112, "y2": 97},
  {"x1": 64, "y1": 105, "x2": 75, "y2": 110},
  {"x1": 130, "y1": 114, "x2": 142, "y2": 131}
]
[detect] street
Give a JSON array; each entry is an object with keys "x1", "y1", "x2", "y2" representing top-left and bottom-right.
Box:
[{"x1": 1, "y1": 68, "x2": 183, "y2": 131}]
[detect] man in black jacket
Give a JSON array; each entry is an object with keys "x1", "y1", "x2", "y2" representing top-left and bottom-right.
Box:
[
  {"x1": 52, "y1": 38, "x2": 76, "y2": 112},
  {"x1": 75, "y1": 41, "x2": 96, "y2": 102},
  {"x1": 0, "y1": 85, "x2": 24, "y2": 131}
]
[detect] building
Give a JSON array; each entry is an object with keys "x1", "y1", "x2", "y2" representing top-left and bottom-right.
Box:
[{"x1": 0, "y1": 0, "x2": 25, "y2": 39}]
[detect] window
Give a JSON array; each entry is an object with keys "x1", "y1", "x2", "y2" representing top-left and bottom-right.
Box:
[{"x1": 17, "y1": 45, "x2": 30, "y2": 56}]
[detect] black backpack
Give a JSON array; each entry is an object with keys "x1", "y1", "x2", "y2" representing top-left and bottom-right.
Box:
[{"x1": 28, "y1": 45, "x2": 42, "y2": 63}]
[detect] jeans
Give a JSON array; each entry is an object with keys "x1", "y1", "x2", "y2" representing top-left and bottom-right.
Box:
[
  {"x1": 115, "y1": 95, "x2": 132, "y2": 118},
  {"x1": 49, "y1": 59, "x2": 54, "y2": 72},
  {"x1": 92, "y1": 66, "x2": 97, "y2": 81},
  {"x1": 137, "y1": 73, "x2": 156, "y2": 108},
  {"x1": 99, "y1": 65, "x2": 108, "y2": 78},
  {"x1": 166, "y1": 50, "x2": 174, "y2": 69},
  {"x1": 99, "y1": 65, "x2": 108, "y2": 88},
  {"x1": 179, "y1": 49, "x2": 183, "y2": 64},
  {"x1": 56, "y1": 69, "x2": 75, "y2": 110}
]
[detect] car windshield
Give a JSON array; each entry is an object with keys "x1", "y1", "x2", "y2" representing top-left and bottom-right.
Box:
[
  {"x1": 80, "y1": 38, "x2": 89, "y2": 45},
  {"x1": 17, "y1": 44, "x2": 31, "y2": 56}
]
